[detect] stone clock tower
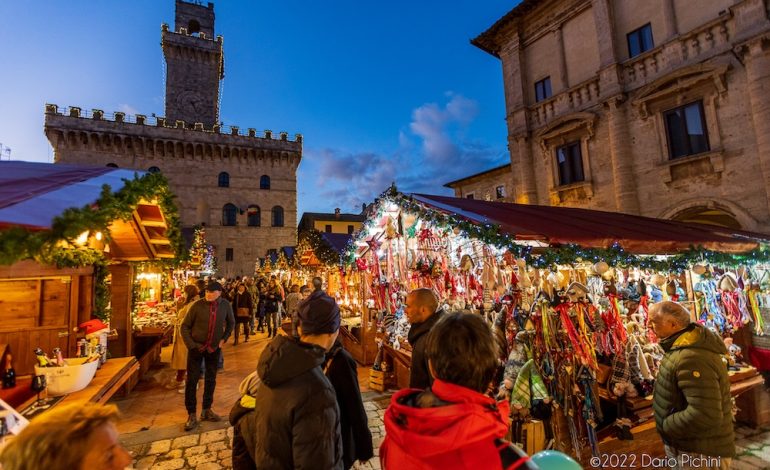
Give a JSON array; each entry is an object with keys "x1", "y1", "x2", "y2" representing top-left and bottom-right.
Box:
[
  {"x1": 162, "y1": 0, "x2": 223, "y2": 128},
  {"x1": 45, "y1": 0, "x2": 302, "y2": 277}
]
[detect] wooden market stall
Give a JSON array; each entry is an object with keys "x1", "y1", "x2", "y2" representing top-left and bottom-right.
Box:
[
  {"x1": 346, "y1": 188, "x2": 770, "y2": 461},
  {"x1": 297, "y1": 229, "x2": 379, "y2": 364},
  {"x1": 0, "y1": 161, "x2": 180, "y2": 409}
]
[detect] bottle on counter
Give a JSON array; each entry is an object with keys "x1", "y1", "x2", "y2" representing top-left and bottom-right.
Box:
[
  {"x1": 52, "y1": 347, "x2": 66, "y2": 367},
  {"x1": 2, "y1": 350, "x2": 16, "y2": 389},
  {"x1": 34, "y1": 347, "x2": 51, "y2": 367}
]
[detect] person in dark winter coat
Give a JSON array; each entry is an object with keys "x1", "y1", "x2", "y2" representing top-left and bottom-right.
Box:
[
  {"x1": 231, "y1": 283, "x2": 254, "y2": 345},
  {"x1": 180, "y1": 281, "x2": 234, "y2": 431},
  {"x1": 250, "y1": 277, "x2": 343, "y2": 469},
  {"x1": 229, "y1": 372, "x2": 260, "y2": 470},
  {"x1": 405, "y1": 288, "x2": 443, "y2": 389},
  {"x1": 649, "y1": 301, "x2": 734, "y2": 468},
  {"x1": 381, "y1": 312, "x2": 535, "y2": 470},
  {"x1": 324, "y1": 340, "x2": 374, "y2": 469}
]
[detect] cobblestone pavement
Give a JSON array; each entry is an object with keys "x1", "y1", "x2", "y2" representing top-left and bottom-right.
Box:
[
  {"x1": 124, "y1": 391, "x2": 390, "y2": 470},
  {"x1": 124, "y1": 400, "x2": 770, "y2": 469},
  {"x1": 734, "y1": 426, "x2": 770, "y2": 469}
]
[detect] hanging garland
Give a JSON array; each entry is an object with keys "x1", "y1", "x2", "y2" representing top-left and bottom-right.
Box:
[
  {"x1": 343, "y1": 185, "x2": 770, "y2": 270},
  {"x1": 0, "y1": 171, "x2": 185, "y2": 266}
]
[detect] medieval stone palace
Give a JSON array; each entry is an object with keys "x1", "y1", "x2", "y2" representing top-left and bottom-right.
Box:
[{"x1": 44, "y1": 0, "x2": 301, "y2": 277}]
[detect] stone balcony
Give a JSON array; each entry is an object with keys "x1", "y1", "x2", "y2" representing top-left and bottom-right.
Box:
[
  {"x1": 528, "y1": 77, "x2": 601, "y2": 129},
  {"x1": 622, "y1": 12, "x2": 733, "y2": 90}
]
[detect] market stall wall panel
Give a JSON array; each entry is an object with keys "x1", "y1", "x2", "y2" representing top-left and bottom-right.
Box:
[
  {"x1": 40, "y1": 279, "x2": 70, "y2": 327},
  {"x1": 107, "y1": 263, "x2": 134, "y2": 358},
  {"x1": 0, "y1": 262, "x2": 92, "y2": 374},
  {"x1": 0, "y1": 328, "x2": 70, "y2": 377},
  {"x1": 0, "y1": 280, "x2": 40, "y2": 329}
]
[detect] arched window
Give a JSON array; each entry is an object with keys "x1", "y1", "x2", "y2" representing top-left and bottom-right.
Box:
[
  {"x1": 148, "y1": 166, "x2": 161, "y2": 173},
  {"x1": 247, "y1": 205, "x2": 261, "y2": 227},
  {"x1": 271, "y1": 206, "x2": 284, "y2": 227},
  {"x1": 222, "y1": 203, "x2": 237, "y2": 226},
  {"x1": 106, "y1": 163, "x2": 118, "y2": 168},
  {"x1": 218, "y1": 172, "x2": 230, "y2": 187},
  {"x1": 260, "y1": 175, "x2": 270, "y2": 190}
]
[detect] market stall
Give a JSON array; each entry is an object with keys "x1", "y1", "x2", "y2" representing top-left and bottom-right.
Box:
[
  {"x1": 296, "y1": 229, "x2": 379, "y2": 364},
  {"x1": 0, "y1": 161, "x2": 182, "y2": 412},
  {"x1": 344, "y1": 187, "x2": 770, "y2": 462}
]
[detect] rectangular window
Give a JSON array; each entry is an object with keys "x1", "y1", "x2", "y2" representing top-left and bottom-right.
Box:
[
  {"x1": 556, "y1": 142, "x2": 585, "y2": 186},
  {"x1": 225, "y1": 248, "x2": 234, "y2": 262},
  {"x1": 627, "y1": 23, "x2": 654, "y2": 58},
  {"x1": 664, "y1": 101, "x2": 710, "y2": 160},
  {"x1": 535, "y1": 77, "x2": 552, "y2": 103},
  {"x1": 325, "y1": 224, "x2": 332, "y2": 233},
  {"x1": 347, "y1": 225, "x2": 355, "y2": 234},
  {"x1": 495, "y1": 185, "x2": 506, "y2": 199},
  {"x1": 466, "y1": 193, "x2": 475, "y2": 200}
]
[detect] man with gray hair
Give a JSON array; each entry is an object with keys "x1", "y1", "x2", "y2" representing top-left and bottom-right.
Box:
[
  {"x1": 404, "y1": 288, "x2": 443, "y2": 389},
  {"x1": 648, "y1": 301, "x2": 734, "y2": 469}
]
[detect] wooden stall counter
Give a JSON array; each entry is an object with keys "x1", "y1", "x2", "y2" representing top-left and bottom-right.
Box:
[
  {"x1": 592, "y1": 365, "x2": 764, "y2": 463},
  {"x1": 382, "y1": 343, "x2": 412, "y2": 390},
  {"x1": 19, "y1": 357, "x2": 140, "y2": 418},
  {"x1": 57, "y1": 356, "x2": 139, "y2": 407}
]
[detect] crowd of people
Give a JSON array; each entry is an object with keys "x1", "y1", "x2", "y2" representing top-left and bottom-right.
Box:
[{"x1": 0, "y1": 277, "x2": 735, "y2": 469}]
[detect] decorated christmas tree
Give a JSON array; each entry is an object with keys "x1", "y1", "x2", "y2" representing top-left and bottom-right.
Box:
[{"x1": 189, "y1": 226, "x2": 216, "y2": 273}]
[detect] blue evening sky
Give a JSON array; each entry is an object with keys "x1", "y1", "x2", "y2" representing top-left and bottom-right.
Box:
[{"x1": 0, "y1": 1, "x2": 516, "y2": 215}]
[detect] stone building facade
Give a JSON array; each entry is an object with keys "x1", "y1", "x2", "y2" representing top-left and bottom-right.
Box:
[
  {"x1": 444, "y1": 163, "x2": 515, "y2": 202},
  {"x1": 472, "y1": 0, "x2": 770, "y2": 231},
  {"x1": 45, "y1": 0, "x2": 301, "y2": 277}
]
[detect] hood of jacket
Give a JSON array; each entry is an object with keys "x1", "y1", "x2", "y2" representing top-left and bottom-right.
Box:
[
  {"x1": 383, "y1": 379, "x2": 510, "y2": 460},
  {"x1": 257, "y1": 335, "x2": 326, "y2": 387},
  {"x1": 660, "y1": 322, "x2": 727, "y2": 356}
]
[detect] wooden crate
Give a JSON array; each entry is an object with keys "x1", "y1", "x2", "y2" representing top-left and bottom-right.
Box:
[
  {"x1": 369, "y1": 368, "x2": 385, "y2": 392},
  {"x1": 521, "y1": 420, "x2": 546, "y2": 455}
]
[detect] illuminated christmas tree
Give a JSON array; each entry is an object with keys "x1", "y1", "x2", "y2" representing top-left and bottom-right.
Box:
[{"x1": 189, "y1": 226, "x2": 216, "y2": 273}]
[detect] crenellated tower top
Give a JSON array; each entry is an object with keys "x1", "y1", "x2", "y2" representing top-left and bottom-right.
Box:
[{"x1": 162, "y1": 0, "x2": 223, "y2": 128}]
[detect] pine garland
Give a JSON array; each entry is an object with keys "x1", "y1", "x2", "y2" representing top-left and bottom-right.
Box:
[
  {"x1": 343, "y1": 185, "x2": 770, "y2": 270},
  {"x1": 0, "y1": 171, "x2": 185, "y2": 266}
]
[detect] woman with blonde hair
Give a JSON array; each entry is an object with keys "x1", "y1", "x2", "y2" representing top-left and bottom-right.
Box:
[
  {"x1": 0, "y1": 402, "x2": 133, "y2": 470},
  {"x1": 170, "y1": 284, "x2": 200, "y2": 392}
]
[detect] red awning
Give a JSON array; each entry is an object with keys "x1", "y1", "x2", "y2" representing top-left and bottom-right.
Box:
[{"x1": 410, "y1": 194, "x2": 769, "y2": 254}]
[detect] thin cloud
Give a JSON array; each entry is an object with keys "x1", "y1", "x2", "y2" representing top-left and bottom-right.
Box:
[
  {"x1": 305, "y1": 93, "x2": 506, "y2": 211},
  {"x1": 117, "y1": 103, "x2": 139, "y2": 115}
]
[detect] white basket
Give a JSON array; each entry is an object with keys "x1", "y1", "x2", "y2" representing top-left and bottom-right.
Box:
[{"x1": 35, "y1": 357, "x2": 99, "y2": 397}]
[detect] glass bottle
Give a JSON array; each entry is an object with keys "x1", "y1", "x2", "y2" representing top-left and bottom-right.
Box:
[{"x1": 2, "y1": 351, "x2": 16, "y2": 389}]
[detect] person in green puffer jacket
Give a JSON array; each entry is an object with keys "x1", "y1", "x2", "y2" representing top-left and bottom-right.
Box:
[{"x1": 649, "y1": 301, "x2": 734, "y2": 469}]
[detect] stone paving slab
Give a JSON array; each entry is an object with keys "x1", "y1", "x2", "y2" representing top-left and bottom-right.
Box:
[
  {"x1": 125, "y1": 391, "x2": 392, "y2": 469},
  {"x1": 125, "y1": 389, "x2": 770, "y2": 469}
]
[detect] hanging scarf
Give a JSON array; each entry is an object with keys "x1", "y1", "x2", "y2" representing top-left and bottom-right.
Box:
[
  {"x1": 748, "y1": 288, "x2": 766, "y2": 335},
  {"x1": 510, "y1": 359, "x2": 549, "y2": 410}
]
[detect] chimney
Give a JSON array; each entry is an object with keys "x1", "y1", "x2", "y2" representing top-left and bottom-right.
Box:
[{"x1": 335, "y1": 208, "x2": 341, "y2": 219}]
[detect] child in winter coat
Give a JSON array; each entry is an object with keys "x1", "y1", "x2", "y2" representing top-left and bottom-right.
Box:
[{"x1": 229, "y1": 372, "x2": 261, "y2": 470}]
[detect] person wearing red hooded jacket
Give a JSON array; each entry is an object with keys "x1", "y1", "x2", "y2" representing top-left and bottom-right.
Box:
[{"x1": 380, "y1": 312, "x2": 537, "y2": 470}]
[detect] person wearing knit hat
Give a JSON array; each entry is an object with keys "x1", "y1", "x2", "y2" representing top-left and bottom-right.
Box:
[
  {"x1": 297, "y1": 277, "x2": 341, "y2": 335},
  {"x1": 250, "y1": 276, "x2": 343, "y2": 469}
]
